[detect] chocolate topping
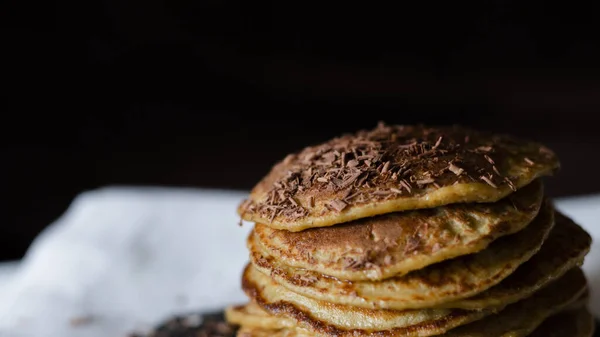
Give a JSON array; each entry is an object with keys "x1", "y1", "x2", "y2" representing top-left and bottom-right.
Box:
[{"x1": 239, "y1": 123, "x2": 559, "y2": 224}]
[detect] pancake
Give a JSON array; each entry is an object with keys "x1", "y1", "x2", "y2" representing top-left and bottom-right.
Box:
[
  {"x1": 235, "y1": 268, "x2": 586, "y2": 337},
  {"x1": 529, "y1": 307, "x2": 595, "y2": 337},
  {"x1": 237, "y1": 307, "x2": 594, "y2": 337},
  {"x1": 238, "y1": 123, "x2": 559, "y2": 231},
  {"x1": 249, "y1": 201, "x2": 554, "y2": 310},
  {"x1": 440, "y1": 267, "x2": 588, "y2": 337},
  {"x1": 252, "y1": 180, "x2": 543, "y2": 281},
  {"x1": 237, "y1": 326, "x2": 313, "y2": 337},
  {"x1": 242, "y1": 264, "x2": 496, "y2": 337},
  {"x1": 226, "y1": 302, "x2": 296, "y2": 330},
  {"x1": 441, "y1": 210, "x2": 591, "y2": 309}
]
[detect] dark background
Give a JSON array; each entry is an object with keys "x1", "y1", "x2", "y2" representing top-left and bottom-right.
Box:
[{"x1": 2, "y1": 1, "x2": 600, "y2": 261}]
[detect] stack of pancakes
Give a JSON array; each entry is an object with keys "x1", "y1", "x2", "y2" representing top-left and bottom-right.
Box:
[{"x1": 226, "y1": 124, "x2": 594, "y2": 337}]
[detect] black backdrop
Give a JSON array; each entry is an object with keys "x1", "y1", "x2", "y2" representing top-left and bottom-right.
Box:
[{"x1": 2, "y1": 0, "x2": 600, "y2": 261}]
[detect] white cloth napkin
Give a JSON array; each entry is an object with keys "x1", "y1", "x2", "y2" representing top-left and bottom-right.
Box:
[{"x1": 0, "y1": 187, "x2": 598, "y2": 337}]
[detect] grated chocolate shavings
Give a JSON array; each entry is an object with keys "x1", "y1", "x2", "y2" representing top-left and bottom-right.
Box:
[
  {"x1": 480, "y1": 176, "x2": 498, "y2": 188},
  {"x1": 239, "y1": 123, "x2": 558, "y2": 222},
  {"x1": 492, "y1": 165, "x2": 501, "y2": 176},
  {"x1": 381, "y1": 161, "x2": 391, "y2": 174},
  {"x1": 448, "y1": 163, "x2": 464, "y2": 176},
  {"x1": 346, "y1": 159, "x2": 359, "y2": 167},
  {"x1": 416, "y1": 178, "x2": 435, "y2": 185},
  {"x1": 400, "y1": 179, "x2": 412, "y2": 193},
  {"x1": 433, "y1": 136, "x2": 443, "y2": 149},
  {"x1": 328, "y1": 199, "x2": 348, "y2": 212},
  {"x1": 504, "y1": 177, "x2": 517, "y2": 191}
]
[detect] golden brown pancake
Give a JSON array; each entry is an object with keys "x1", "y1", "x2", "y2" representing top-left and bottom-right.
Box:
[
  {"x1": 234, "y1": 268, "x2": 586, "y2": 337},
  {"x1": 440, "y1": 267, "x2": 587, "y2": 337},
  {"x1": 529, "y1": 307, "x2": 595, "y2": 337},
  {"x1": 238, "y1": 123, "x2": 559, "y2": 231},
  {"x1": 252, "y1": 180, "x2": 543, "y2": 281},
  {"x1": 441, "y1": 211, "x2": 591, "y2": 309},
  {"x1": 249, "y1": 201, "x2": 554, "y2": 309},
  {"x1": 236, "y1": 307, "x2": 594, "y2": 337},
  {"x1": 236, "y1": 326, "x2": 313, "y2": 337},
  {"x1": 226, "y1": 302, "x2": 296, "y2": 330},
  {"x1": 242, "y1": 264, "x2": 496, "y2": 337}
]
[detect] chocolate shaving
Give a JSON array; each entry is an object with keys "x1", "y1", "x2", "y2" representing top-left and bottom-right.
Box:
[
  {"x1": 400, "y1": 179, "x2": 412, "y2": 193},
  {"x1": 390, "y1": 187, "x2": 403, "y2": 194},
  {"x1": 484, "y1": 154, "x2": 495, "y2": 165},
  {"x1": 346, "y1": 159, "x2": 359, "y2": 167},
  {"x1": 381, "y1": 161, "x2": 391, "y2": 174},
  {"x1": 448, "y1": 163, "x2": 464, "y2": 176},
  {"x1": 416, "y1": 178, "x2": 434, "y2": 185},
  {"x1": 524, "y1": 157, "x2": 535, "y2": 165},
  {"x1": 480, "y1": 175, "x2": 498, "y2": 188},
  {"x1": 340, "y1": 171, "x2": 362, "y2": 189},
  {"x1": 433, "y1": 136, "x2": 443, "y2": 149},
  {"x1": 504, "y1": 177, "x2": 517, "y2": 191},
  {"x1": 492, "y1": 165, "x2": 501, "y2": 176},
  {"x1": 328, "y1": 199, "x2": 348, "y2": 212},
  {"x1": 373, "y1": 189, "x2": 392, "y2": 196}
]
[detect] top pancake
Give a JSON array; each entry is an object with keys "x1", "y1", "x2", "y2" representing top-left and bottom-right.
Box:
[{"x1": 238, "y1": 123, "x2": 559, "y2": 231}]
